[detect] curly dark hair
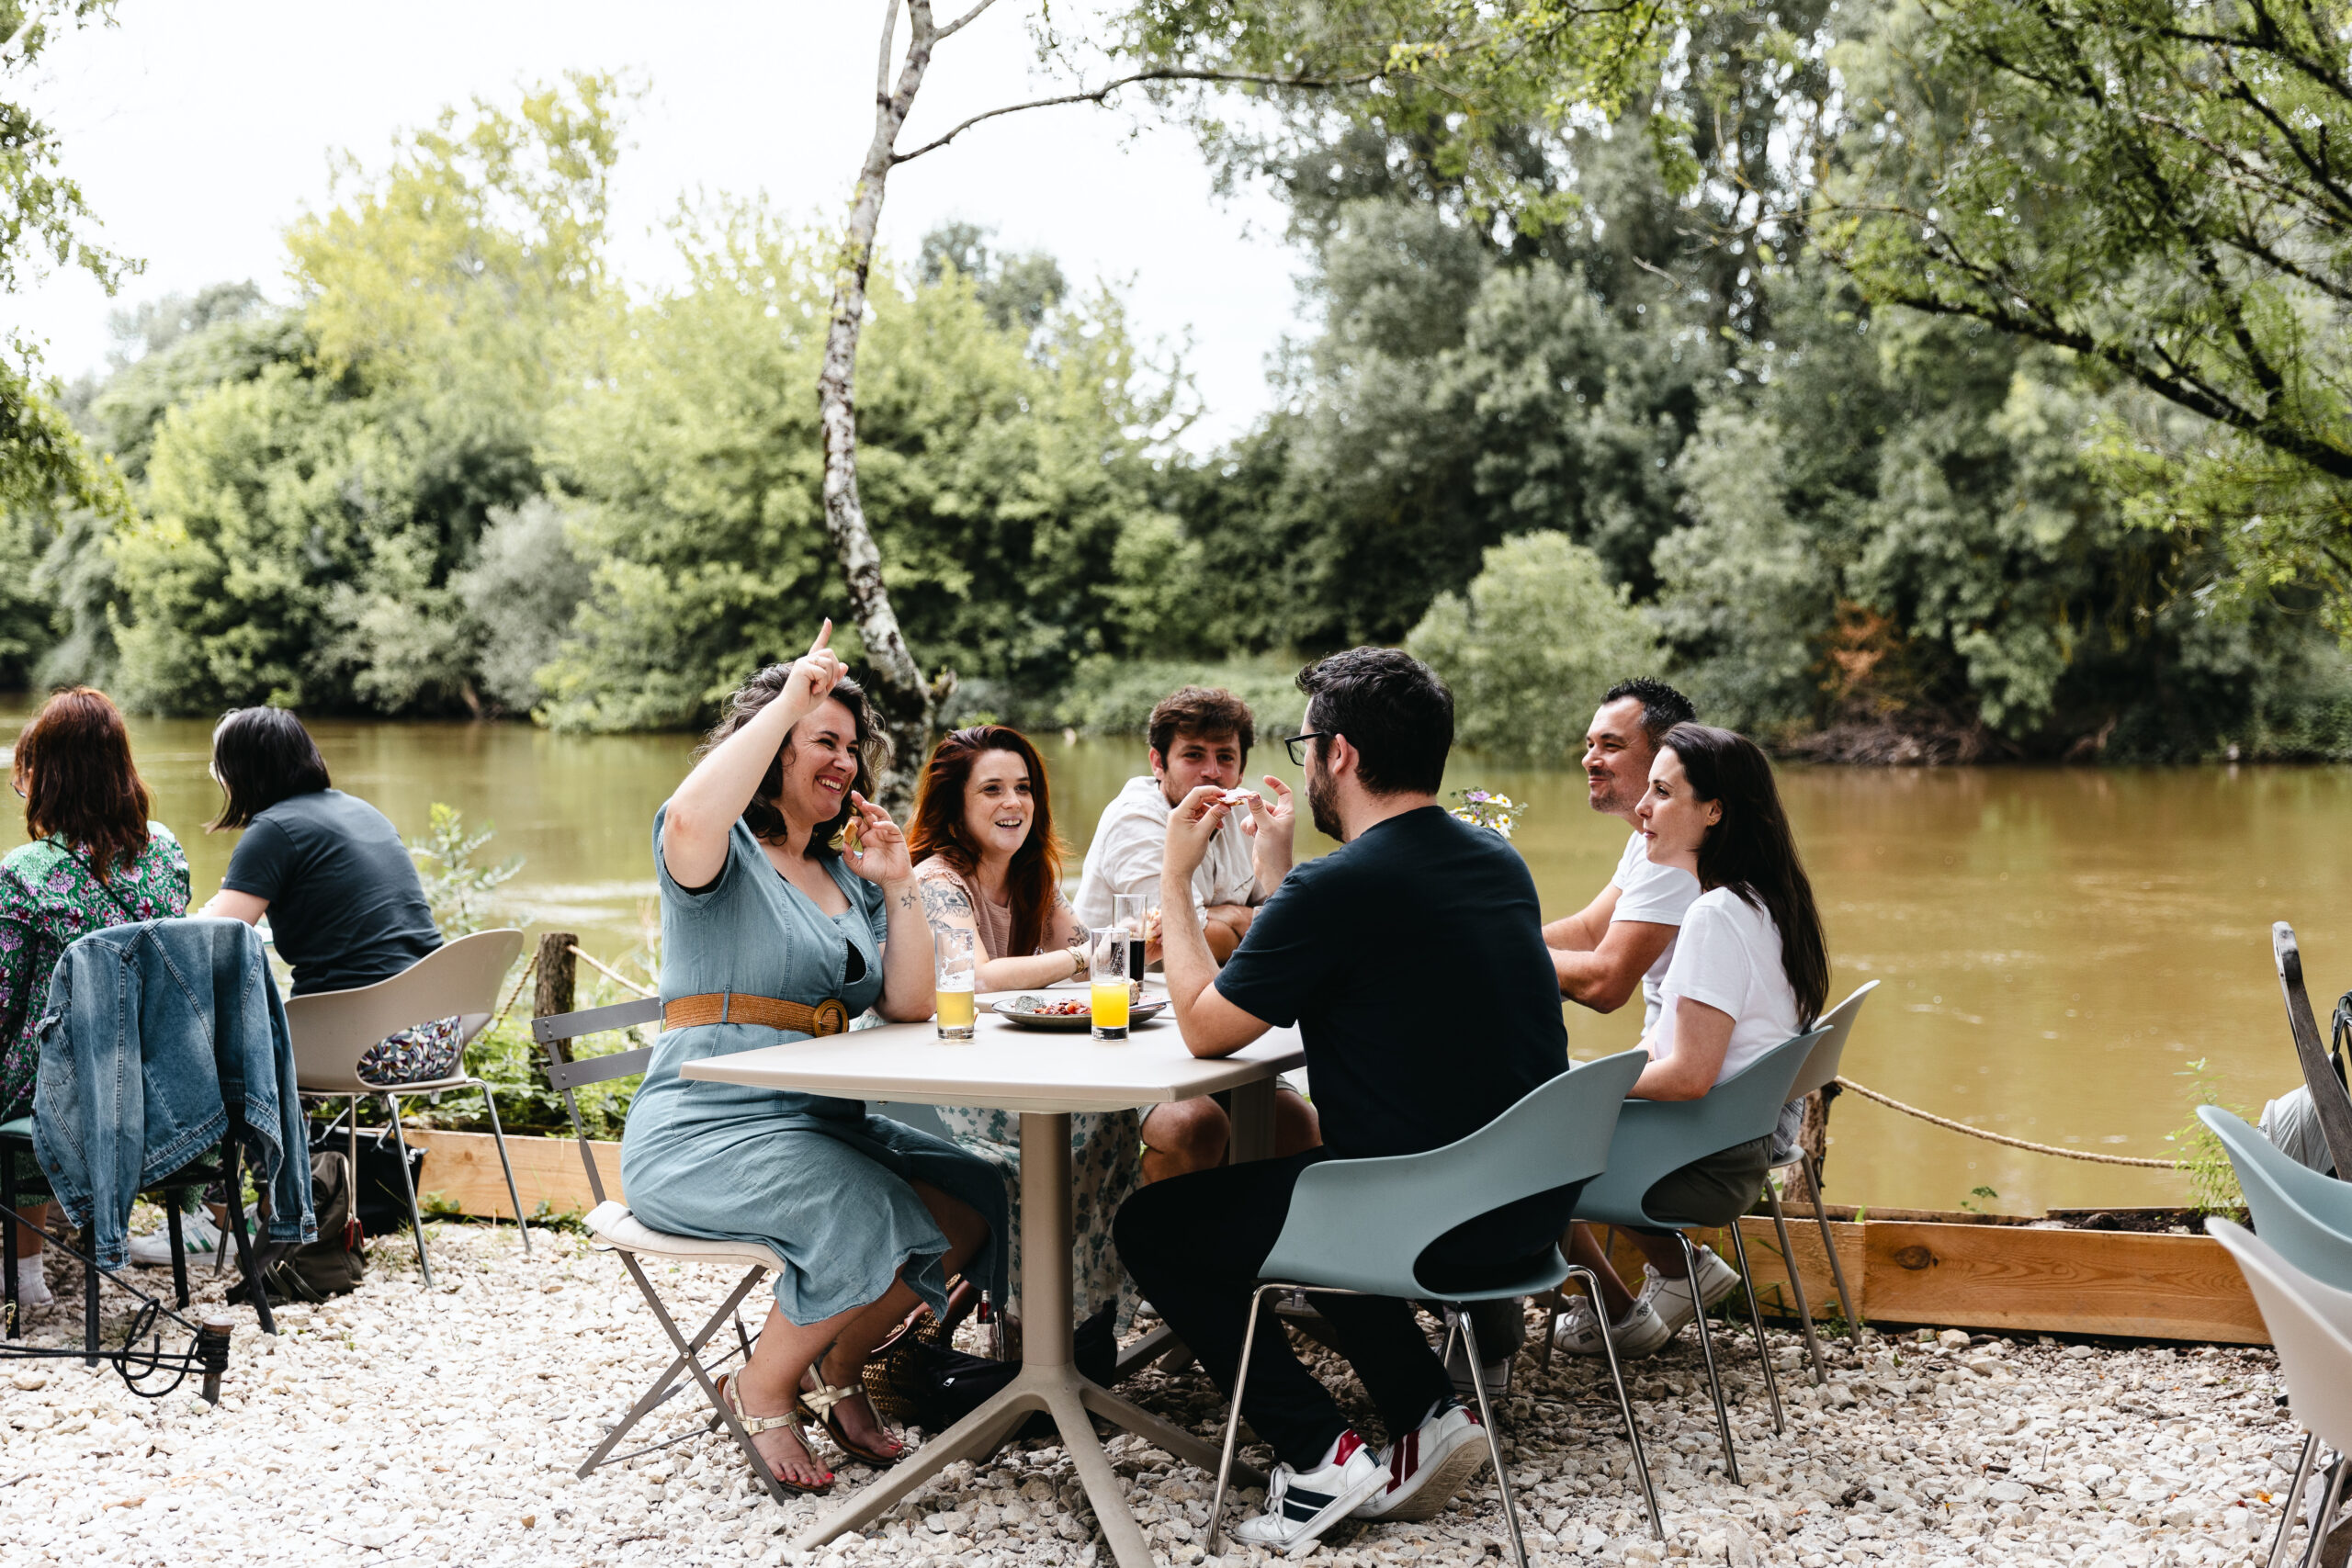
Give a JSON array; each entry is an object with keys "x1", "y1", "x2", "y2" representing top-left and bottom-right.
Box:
[
  {"x1": 1295, "y1": 647, "x2": 1453, "y2": 795},
  {"x1": 1147, "y1": 687, "x2": 1255, "y2": 762},
  {"x1": 696, "y1": 667, "x2": 891, "y2": 856}
]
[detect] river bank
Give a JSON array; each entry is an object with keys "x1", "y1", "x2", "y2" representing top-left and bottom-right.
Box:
[{"x1": 4, "y1": 1226, "x2": 2302, "y2": 1568}]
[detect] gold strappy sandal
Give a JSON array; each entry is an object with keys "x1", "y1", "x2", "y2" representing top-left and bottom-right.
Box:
[
  {"x1": 801, "y1": 1366, "x2": 904, "y2": 1469},
  {"x1": 714, "y1": 1373, "x2": 833, "y2": 1495}
]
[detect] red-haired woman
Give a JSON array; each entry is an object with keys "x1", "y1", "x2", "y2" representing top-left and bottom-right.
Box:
[
  {"x1": 907, "y1": 726, "x2": 1143, "y2": 1343},
  {"x1": 0, "y1": 689, "x2": 191, "y2": 1310}
]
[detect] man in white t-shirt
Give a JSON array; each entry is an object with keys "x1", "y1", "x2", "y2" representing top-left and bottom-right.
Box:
[
  {"x1": 1073, "y1": 685, "x2": 1320, "y2": 1179},
  {"x1": 1542, "y1": 679, "x2": 1702, "y2": 1029}
]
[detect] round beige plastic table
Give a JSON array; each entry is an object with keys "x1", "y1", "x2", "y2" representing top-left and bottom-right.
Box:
[{"x1": 679, "y1": 992, "x2": 1306, "y2": 1568}]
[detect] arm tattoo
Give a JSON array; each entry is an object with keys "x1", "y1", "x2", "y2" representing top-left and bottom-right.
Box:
[
  {"x1": 918, "y1": 875, "x2": 974, "y2": 934},
  {"x1": 898, "y1": 889, "x2": 917, "y2": 910}
]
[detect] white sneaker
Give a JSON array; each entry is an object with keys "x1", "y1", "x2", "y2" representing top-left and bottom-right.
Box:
[
  {"x1": 10, "y1": 1257, "x2": 51, "y2": 1310},
  {"x1": 128, "y1": 1210, "x2": 222, "y2": 1267},
  {"x1": 1442, "y1": 1336, "x2": 1513, "y2": 1406},
  {"x1": 1355, "y1": 1399, "x2": 1491, "y2": 1521},
  {"x1": 1228, "y1": 1430, "x2": 1387, "y2": 1557},
  {"x1": 1635, "y1": 1245, "x2": 1740, "y2": 1337},
  {"x1": 1553, "y1": 1295, "x2": 1673, "y2": 1359}
]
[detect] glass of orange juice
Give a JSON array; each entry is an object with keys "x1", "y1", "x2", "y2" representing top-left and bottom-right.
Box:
[
  {"x1": 1090, "y1": 930, "x2": 1130, "y2": 1042},
  {"x1": 934, "y1": 927, "x2": 977, "y2": 1042}
]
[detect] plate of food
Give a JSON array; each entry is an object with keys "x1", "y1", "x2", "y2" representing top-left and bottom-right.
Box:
[{"x1": 990, "y1": 991, "x2": 1170, "y2": 1031}]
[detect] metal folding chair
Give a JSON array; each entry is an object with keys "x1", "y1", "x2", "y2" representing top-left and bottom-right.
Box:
[
  {"x1": 532, "y1": 997, "x2": 793, "y2": 1506},
  {"x1": 1760, "y1": 981, "x2": 1877, "y2": 1383}
]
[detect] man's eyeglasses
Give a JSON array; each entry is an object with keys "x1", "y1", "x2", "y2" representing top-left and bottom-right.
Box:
[{"x1": 1281, "y1": 732, "x2": 1329, "y2": 767}]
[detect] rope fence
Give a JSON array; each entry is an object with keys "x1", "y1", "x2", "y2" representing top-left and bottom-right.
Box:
[
  {"x1": 568, "y1": 942, "x2": 654, "y2": 998},
  {"x1": 1835, "y1": 1075, "x2": 2180, "y2": 1169}
]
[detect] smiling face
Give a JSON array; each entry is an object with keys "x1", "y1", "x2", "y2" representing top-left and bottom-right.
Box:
[
  {"x1": 772, "y1": 696, "x2": 862, "y2": 834},
  {"x1": 1152, "y1": 726, "x2": 1245, "y2": 807},
  {"x1": 1636, "y1": 745, "x2": 1721, "y2": 873},
  {"x1": 959, "y1": 745, "x2": 1035, "y2": 864},
  {"x1": 1583, "y1": 695, "x2": 1657, "y2": 818}
]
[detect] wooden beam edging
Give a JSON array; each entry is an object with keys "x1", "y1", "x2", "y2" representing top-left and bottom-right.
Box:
[
  {"x1": 1600, "y1": 1215, "x2": 2267, "y2": 1346},
  {"x1": 401, "y1": 1127, "x2": 622, "y2": 1223}
]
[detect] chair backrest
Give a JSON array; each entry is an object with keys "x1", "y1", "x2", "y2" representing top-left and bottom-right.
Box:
[
  {"x1": 1262, "y1": 1047, "x2": 1650, "y2": 1297},
  {"x1": 285, "y1": 929, "x2": 525, "y2": 1093},
  {"x1": 535, "y1": 996, "x2": 663, "y2": 1206},
  {"x1": 2209, "y1": 1218, "x2": 2352, "y2": 1448},
  {"x1": 2200, "y1": 1105, "x2": 2352, "y2": 1292},
  {"x1": 1786, "y1": 980, "x2": 1878, "y2": 1103},
  {"x1": 1575, "y1": 1025, "x2": 1828, "y2": 1228},
  {"x1": 2274, "y1": 922, "x2": 2352, "y2": 1176}
]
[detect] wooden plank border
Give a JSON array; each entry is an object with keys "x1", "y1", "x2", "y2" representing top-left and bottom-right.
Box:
[{"x1": 404, "y1": 1127, "x2": 619, "y2": 1221}]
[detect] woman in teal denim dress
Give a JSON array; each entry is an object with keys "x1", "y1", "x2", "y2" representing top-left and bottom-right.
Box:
[{"x1": 620, "y1": 624, "x2": 1002, "y2": 1495}]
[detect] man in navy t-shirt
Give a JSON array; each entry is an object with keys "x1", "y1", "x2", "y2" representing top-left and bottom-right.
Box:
[{"x1": 1113, "y1": 649, "x2": 1573, "y2": 1556}]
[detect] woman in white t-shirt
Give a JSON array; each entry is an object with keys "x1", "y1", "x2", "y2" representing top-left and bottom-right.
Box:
[{"x1": 1555, "y1": 723, "x2": 1828, "y2": 1360}]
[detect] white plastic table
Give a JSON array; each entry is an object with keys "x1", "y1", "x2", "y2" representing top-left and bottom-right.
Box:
[{"x1": 680, "y1": 995, "x2": 1305, "y2": 1568}]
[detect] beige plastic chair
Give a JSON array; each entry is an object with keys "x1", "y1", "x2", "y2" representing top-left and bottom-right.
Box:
[
  {"x1": 1761, "y1": 979, "x2": 1879, "y2": 1383},
  {"x1": 285, "y1": 928, "x2": 527, "y2": 1285},
  {"x1": 2209, "y1": 1219, "x2": 2352, "y2": 1568}
]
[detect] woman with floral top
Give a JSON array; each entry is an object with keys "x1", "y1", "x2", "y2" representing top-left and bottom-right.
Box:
[{"x1": 0, "y1": 688, "x2": 191, "y2": 1310}]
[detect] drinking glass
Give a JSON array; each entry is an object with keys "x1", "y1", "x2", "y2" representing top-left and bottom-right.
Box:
[
  {"x1": 934, "y1": 926, "x2": 977, "y2": 1042},
  {"x1": 1090, "y1": 929, "x2": 1130, "y2": 1042},
  {"x1": 1112, "y1": 892, "x2": 1151, "y2": 985}
]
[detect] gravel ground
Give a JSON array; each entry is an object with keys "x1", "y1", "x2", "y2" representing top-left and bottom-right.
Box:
[{"x1": 0, "y1": 1224, "x2": 2312, "y2": 1568}]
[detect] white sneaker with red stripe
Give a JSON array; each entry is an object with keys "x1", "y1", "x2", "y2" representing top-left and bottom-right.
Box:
[
  {"x1": 1229, "y1": 1429, "x2": 1388, "y2": 1557},
  {"x1": 1353, "y1": 1398, "x2": 1491, "y2": 1522}
]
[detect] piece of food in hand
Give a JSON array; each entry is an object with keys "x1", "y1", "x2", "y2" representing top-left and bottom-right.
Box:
[
  {"x1": 841, "y1": 817, "x2": 865, "y2": 854},
  {"x1": 1216, "y1": 787, "x2": 1256, "y2": 805}
]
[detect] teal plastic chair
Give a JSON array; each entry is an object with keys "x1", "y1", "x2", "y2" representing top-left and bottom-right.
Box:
[
  {"x1": 2201, "y1": 1106, "x2": 2352, "y2": 1568},
  {"x1": 1762, "y1": 982, "x2": 1878, "y2": 1384},
  {"x1": 1564, "y1": 1027, "x2": 1826, "y2": 1485},
  {"x1": 2209, "y1": 1219, "x2": 2352, "y2": 1568},
  {"x1": 1204, "y1": 1048, "x2": 1660, "y2": 1566}
]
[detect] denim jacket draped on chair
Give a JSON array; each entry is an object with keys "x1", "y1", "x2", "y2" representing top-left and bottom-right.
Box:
[{"x1": 29, "y1": 917, "x2": 313, "y2": 1269}]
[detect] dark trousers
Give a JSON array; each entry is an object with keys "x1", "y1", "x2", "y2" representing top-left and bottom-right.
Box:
[{"x1": 1113, "y1": 1149, "x2": 1454, "y2": 1470}]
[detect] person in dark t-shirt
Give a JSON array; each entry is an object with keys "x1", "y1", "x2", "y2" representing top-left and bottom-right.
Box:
[
  {"x1": 197, "y1": 708, "x2": 448, "y2": 1083},
  {"x1": 1113, "y1": 649, "x2": 1574, "y2": 1556}
]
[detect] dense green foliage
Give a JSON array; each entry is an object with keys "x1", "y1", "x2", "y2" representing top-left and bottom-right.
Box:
[{"x1": 12, "y1": 5, "x2": 2349, "y2": 764}]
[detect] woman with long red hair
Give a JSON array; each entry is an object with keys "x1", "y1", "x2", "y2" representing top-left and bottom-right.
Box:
[
  {"x1": 0, "y1": 688, "x2": 191, "y2": 1310},
  {"x1": 907, "y1": 726, "x2": 1142, "y2": 1347}
]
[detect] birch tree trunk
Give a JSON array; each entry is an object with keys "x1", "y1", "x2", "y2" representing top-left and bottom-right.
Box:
[{"x1": 818, "y1": 0, "x2": 952, "y2": 815}]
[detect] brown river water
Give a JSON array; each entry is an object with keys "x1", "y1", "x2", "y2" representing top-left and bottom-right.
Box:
[{"x1": 14, "y1": 710, "x2": 2348, "y2": 1218}]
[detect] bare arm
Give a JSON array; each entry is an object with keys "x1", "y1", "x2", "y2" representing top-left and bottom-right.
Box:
[
  {"x1": 921, "y1": 873, "x2": 1086, "y2": 992},
  {"x1": 1242, "y1": 774, "x2": 1296, "y2": 900},
  {"x1": 841, "y1": 792, "x2": 932, "y2": 1021},
  {"x1": 199, "y1": 890, "x2": 269, "y2": 924},
  {"x1": 1630, "y1": 997, "x2": 1735, "y2": 1100},
  {"x1": 1543, "y1": 882, "x2": 1620, "y2": 953},
  {"x1": 1160, "y1": 786, "x2": 1272, "y2": 1058},
  {"x1": 1554, "y1": 921, "x2": 1677, "y2": 1012},
  {"x1": 660, "y1": 621, "x2": 843, "y2": 889}
]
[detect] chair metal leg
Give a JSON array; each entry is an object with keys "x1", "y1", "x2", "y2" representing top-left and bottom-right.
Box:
[
  {"x1": 2271, "y1": 1432, "x2": 2320, "y2": 1568},
  {"x1": 1724, "y1": 1224, "x2": 1784, "y2": 1436},
  {"x1": 1566, "y1": 1265, "x2": 1662, "y2": 1539},
  {"x1": 3, "y1": 1139, "x2": 20, "y2": 1339},
  {"x1": 616, "y1": 1250, "x2": 792, "y2": 1509},
  {"x1": 582, "y1": 1263, "x2": 771, "y2": 1476},
  {"x1": 1677, "y1": 1231, "x2": 1740, "y2": 1485},
  {"x1": 218, "y1": 1130, "x2": 276, "y2": 1335},
  {"x1": 2303, "y1": 1451, "x2": 2347, "y2": 1568},
  {"x1": 382, "y1": 1095, "x2": 434, "y2": 1287},
  {"x1": 1204, "y1": 1281, "x2": 1275, "y2": 1556},
  {"x1": 83, "y1": 1232, "x2": 99, "y2": 1366},
  {"x1": 1764, "y1": 1179, "x2": 1826, "y2": 1385},
  {"x1": 1804, "y1": 1154, "x2": 1858, "y2": 1331},
  {"x1": 470, "y1": 1077, "x2": 531, "y2": 1255},
  {"x1": 1455, "y1": 1308, "x2": 1529, "y2": 1568},
  {"x1": 165, "y1": 1195, "x2": 190, "y2": 1310}
]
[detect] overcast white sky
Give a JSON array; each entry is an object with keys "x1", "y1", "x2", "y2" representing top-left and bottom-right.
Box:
[{"x1": 10, "y1": 0, "x2": 1310, "y2": 447}]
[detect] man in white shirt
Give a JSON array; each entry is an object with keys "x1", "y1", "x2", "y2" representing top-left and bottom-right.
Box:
[
  {"x1": 1074, "y1": 686, "x2": 1319, "y2": 1179},
  {"x1": 1542, "y1": 678, "x2": 1702, "y2": 1027}
]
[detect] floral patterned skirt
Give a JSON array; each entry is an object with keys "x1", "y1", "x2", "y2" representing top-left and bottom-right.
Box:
[{"x1": 933, "y1": 1106, "x2": 1144, "y2": 1330}]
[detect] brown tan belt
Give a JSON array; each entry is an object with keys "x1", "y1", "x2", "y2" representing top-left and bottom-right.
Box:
[{"x1": 662, "y1": 991, "x2": 852, "y2": 1037}]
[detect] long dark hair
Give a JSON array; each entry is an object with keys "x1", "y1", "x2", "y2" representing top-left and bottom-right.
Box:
[
  {"x1": 209, "y1": 706, "x2": 332, "y2": 831},
  {"x1": 14, "y1": 687, "x2": 153, "y2": 881},
  {"x1": 696, "y1": 666, "x2": 889, "y2": 856},
  {"x1": 906, "y1": 726, "x2": 1064, "y2": 955},
  {"x1": 1659, "y1": 722, "x2": 1828, "y2": 1028}
]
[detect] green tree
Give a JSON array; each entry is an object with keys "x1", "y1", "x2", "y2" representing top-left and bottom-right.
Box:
[{"x1": 1407, "y1": 532, "x2": 1658, "y2": 762}]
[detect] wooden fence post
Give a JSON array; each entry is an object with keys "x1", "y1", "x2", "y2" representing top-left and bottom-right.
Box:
[
  {"x1": 1787, "y1": 1085, "x2": 1840, "y2": 1208},
  {"x1": 536, "y1": 931, "x2": 577, "y2": 1065}
]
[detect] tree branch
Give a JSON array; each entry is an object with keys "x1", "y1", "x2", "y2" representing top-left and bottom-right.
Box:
[
  {"x1": 891, "y1": 65, "x2": 1386, "y2": 164},
  {"x1": 934, "y1": 0, "x2": 999, "y2": 41}
]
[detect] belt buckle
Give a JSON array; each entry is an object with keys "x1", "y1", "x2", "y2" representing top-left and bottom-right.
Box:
[{"x1": 811, "y1": 998, "x2": 849, "y2": 1037}]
